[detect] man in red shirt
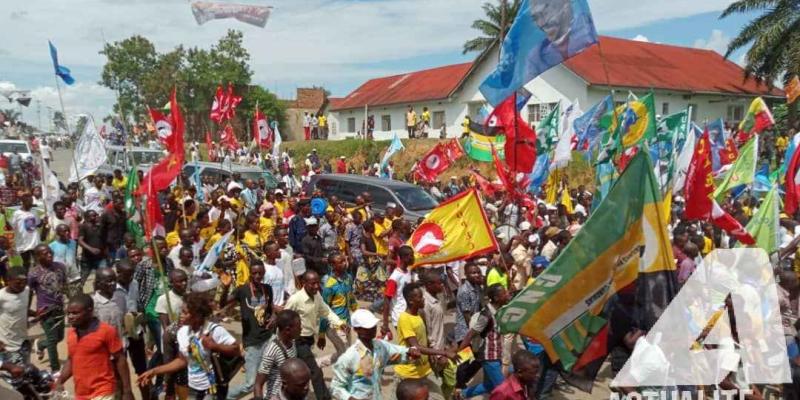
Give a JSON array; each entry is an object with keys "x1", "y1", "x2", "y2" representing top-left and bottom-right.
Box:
[
  {"x1": 336, "y1": 156, "x2": 347, "y2": 174},
  {"x1": 55, "y1": 293, "x2": 133, "y2": 400},
  {"x1": 488, "y1": 351, "x2": 539, "y2": 400}
]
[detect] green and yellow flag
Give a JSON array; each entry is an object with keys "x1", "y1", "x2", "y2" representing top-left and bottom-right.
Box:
[
  {"x1": 740, "y1": 185, "x2": 780, "y2": 254},
  {"x1": 714, "y1": 137, "x2": 758, "y2": 201},
  {"x1": 463, "y1": 120, "x2": 505, "y2": 162},
  {"x1": 497, "y1": 151, "x2": 676, "y2": 374}
]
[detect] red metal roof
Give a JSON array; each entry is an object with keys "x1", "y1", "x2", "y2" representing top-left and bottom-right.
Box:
[
  {"x1": 564, "y1": 36, "x2": 783, "y2": 97},
  {"x1": 330, "y1": 62, "x2": 474, "y2": 111}
]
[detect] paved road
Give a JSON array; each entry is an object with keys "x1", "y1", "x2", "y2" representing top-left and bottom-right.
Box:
[{"x1": 36, "y1": 148, "x2": 614, "y2": 400}]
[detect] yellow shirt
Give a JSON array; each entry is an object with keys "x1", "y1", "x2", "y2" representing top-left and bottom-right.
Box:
[
  {"x1": 285, "y1": 288, "x2": 344, "y2": 337},
  {"x1": 165, "y1": 231, "x2": 180, "y2": 249},
  {"x1": 406, "y1": 111, "x2": 417, "y2": 127},
  {"x1": 234, "y1": 244, "x2": 249, "y2": 287},
  {"x1": 228, "y1": 197, "x2": 243, "y2": 212},
  {"x1": 395, "y1": 312, "x2": 431, "y2": 379},
  {"x1": 318, "y1": 115, "x2": 327, "y2": 127},
  {"x1": 199, "y1": 224, "x2": 217, "y2": 243},
  {"x1": 486, "y1": 268, "x2": 509, "y2": 289},
  {"x1": 242, "y1": 230, "x2": 262, "y2": 251},
  {"x1": 421, "y1": 111, "x2": 431, "y2": 123},
  {"x1": 702, "y1": 236, "x2": 714, "y2": 256},
  {"x1": 259, "y1": 217, "x2": 275, "y2": 242},
  {"x1": 112, "y1": 177, "x2": 128, "y2": 192},
  {"x1": 274, "y1": 201, "x2": 287, "y2": 219},
  {"x1": 777, "y1": 136, "x2": 789, "y2": 152},
  {"x1": 205, "y1": 233, "x2": 223, "y2": 252},
  {"x1": 462, "y1": 119, "x2": 470, "y2": 134},
  {"x1": 373, "y1": 222, "x2": 389, "y2": 256}
]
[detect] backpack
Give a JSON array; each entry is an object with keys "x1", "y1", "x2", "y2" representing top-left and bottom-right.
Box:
[{"x1": 208, "y1": 324, "x2": 245, "y2": 385}]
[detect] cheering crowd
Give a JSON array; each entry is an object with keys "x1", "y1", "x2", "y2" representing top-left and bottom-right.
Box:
[{"x1": 0, "y1": 127, "x2": 798, "y2": 400}]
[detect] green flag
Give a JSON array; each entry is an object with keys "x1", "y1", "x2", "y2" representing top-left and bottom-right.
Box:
[
  {"x1": 536, "y1": 102, "x2": 560, "y2": 154},
  {"x1": 652, "y1": 109, "x2": 690, "y2": 192},
  {"x1": 496, "y1": 151, "x2": 676, "y2": 375},
  {"x1": 463, "y1": 120, "x2": 505, "y2": 162},
  {"x1": 740, "y1": 185, "x2": 780, "y2": 254},
  {"x1": 713, "y1": 137, "x2": 758, "y2": 200},
  {"x1": 124, "y1": 166, "x2": 145, "y2": 248}
]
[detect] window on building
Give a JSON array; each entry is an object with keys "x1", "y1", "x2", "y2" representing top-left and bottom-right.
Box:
[
  {"x1": 527, "y1": 102, "x2": 558, "y2": 124},
  {"x1": 662, "y1": 102, "x2": 669, "y2": 115},
  {"x1": 688, "y1": 104, "x2": 699, "y2": 122},
  {"x1": 727, "y1": 104, "x2": 744, "y2": 122},
  {"x1": 347, "y1": 117, "x2": 356, "y2": 133},
  {"x1": 433, "y1": 111, "x2": 446, "y2": 129},
  {"x1": 381, "y1": 115, "x2": 391, "y2": 131}
]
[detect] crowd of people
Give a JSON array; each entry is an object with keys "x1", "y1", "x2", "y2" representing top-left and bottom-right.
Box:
[{"x1": 0, "y1": 128, "x2": 798, "y2": 400}]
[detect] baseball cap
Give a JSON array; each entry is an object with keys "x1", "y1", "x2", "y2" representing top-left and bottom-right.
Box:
[
  {"x1": 351, "y1": 309, "x2": 379, "y2": 329},
  {"x1": 519, "y1": 221, "x2": 532, "y2": 231},
  {"x1": 274, "y1": 189, "x2": 284, "y2": 195},
  {"x1": 227, "y1": 181, "x2": 243, "y2": 192},
  {"x1": 305, "y1": 217, "x2": 318, "y2": 226}
]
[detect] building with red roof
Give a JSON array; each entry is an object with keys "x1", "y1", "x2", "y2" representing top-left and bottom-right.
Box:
[{"x1": 328, "y1": 36, "x2": 782, "y2": 140}]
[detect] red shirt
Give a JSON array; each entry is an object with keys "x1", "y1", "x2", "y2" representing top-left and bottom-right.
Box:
[
  {"x1": 67, "y1": 321, "x2": 123, "y2": 399},
  {"x1": 336, "y1": 160, "x2": 347, "y2": 174},
  {"x1": 490, "y1": 374, "x2": 531, "y2": 400}
]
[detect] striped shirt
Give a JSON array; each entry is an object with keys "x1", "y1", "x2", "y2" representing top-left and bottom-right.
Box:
[
  {"x1": 469, "y1": 303, "x2": 502, "y2": 361},
  {"x1": 257, "y1": 337, "x2": 297, "y2": 399}
]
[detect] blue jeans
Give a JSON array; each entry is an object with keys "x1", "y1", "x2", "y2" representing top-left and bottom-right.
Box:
[
  {"x1": 462, "y1": 360, "x2": 504, "y2": 398},
  {"x1": 226, "y1": 341, "x2": 267, "y2": 399}
]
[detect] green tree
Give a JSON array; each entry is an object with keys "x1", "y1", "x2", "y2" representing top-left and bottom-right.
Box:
[
  {"x1": 241, "y1": 85, "x2": 287, "y2": 140},
  {"x1": 463, "y1": 0, "x2": 522, "y2": 54},
  {"x1": 52, "y1": 111, "x2": 67, "y2": 133},
  {"x1": 99, "y1": 35, "x2": 159, "y2": 123}
]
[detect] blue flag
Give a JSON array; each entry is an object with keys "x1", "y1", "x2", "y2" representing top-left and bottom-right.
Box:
[
  {"x1": 479, "y1": 0, "x2": 598, "y2": 106},
  {"x1": 528, "y1": 152, "x2": 550, "y2": 192},
  {"x1": 707, "y1": 118, "x2": 725, "y2": 172},
  {"x1": 48, "y1": 41, "x2": 75, "y2": 85},
  {"x1": 380, "y1": 133, "x2": 404, "y2": 176},
  {"x1": 574, "y1": 95, "x2": 612, "y2": 154}
]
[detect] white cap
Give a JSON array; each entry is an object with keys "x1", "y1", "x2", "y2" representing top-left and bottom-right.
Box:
[
  {"x1": 528, "y1": 234, "x2": 540, "y2": 244},
  {"x1": 519, "y1": 221, "x2": 532, "y2": 231},
  {"x1": 305, "y1": 217, "x2": 318, "y2": 225},
  {"x1": 227, "y1": 181, "x2": 243, "y2": 192},
  {"x1": 274, "y1": 189, "x2": 284, "y2": 195},
  {"x1": 351, "y1": 309, "x2": 380, "y2": 329}
]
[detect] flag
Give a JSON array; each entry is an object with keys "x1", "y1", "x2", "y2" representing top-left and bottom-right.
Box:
[
  {"x1": 143, "y1": 175, "x2": 165, "y2": 240},
  {"x1": 537, "y1": 102, "x2": 560, "y2": 155},
  {"x1": 407, "y1": 189, "x2": 498, "y2": 267},
  {"x1": 40, "y1": 155, "x2": 60, "y2": 214},
  {"x1": 787, "y1": 76, "x2": 800, "y2": 104},
  {"x1": 413, "y1": 143, "x2": 453, "y2": 182},
  {"x1": 210, "y1": 85, "x2": 225, "y2": 123},
  {"x1": 528, "y1": 153, "x2": 551, "y2": 192},
  {"x1": 593, "y1": 161, "x2": 617, "y2": 206},
  {"x1": 486, "y1": 92, "x2": 537, "y2": 172},
  {"x1": 463, "y1": 120, "x2": 505, "y2": 162},
  {"x1": 739, "y1": 97, "x2": 774, "y2": 136},
  {"x1": 719, "y1": 137, "x2": 739, "y2": 168},
  {"x1": 684, "y1": 130, "x2": 755, "y2": 244},
  {"x1": 198, "y1": 230, "x2": 234, "y2": 272},
  {"x1": 780, "y1": 132, "x2": 800, "y2": 178},
  {"x1": 495, "y1": 151, "x2": 676, "y2": 387},
  {"x1": 271, "y1": 120, "x2": 282, "y2": 161},
  {"x1": 253, "y1": 104, "x2": 272, "y2": 148},
  {"x1": 210, "y1": 83, "x2": 243, "y2": 124},
  {"x1": 136, "y1": 152, "x2": 184, "y2": 196},
  {"x1": 673, "y1": 124, "x2": 699, "y2": 193},
  {"x1": 48, "y1": 41, "x2": 75, "y2": 85},
  {"x1": 611, "y1": 92, "x2": 656, "y2": 149},
  {"x1": 69, "y1": 116, "x2": 107, "y2": 182},
  {"x1": 205, "y1": 131, "x2": 216, "y2": 162},
  {"x1": 191, "y1": 1, "x2": 272, "y2": 28},
  {"x1": 707, "y1": 118, "x2": 727, "y2": 172},
  {"x1": 479, "y1": 0, "x2": 598, "y2": 106},
  {"x1": 220, "y1": 124, "x2": 240, "y2": 151},
  {"x1": 651, "y1": 110, "x2": 690, "y2": 191},
  {"x1": 149, "y1": 89, "x2": 185, "y2": 155},
  {"x1": 741, "y1": 185, "x2": 780, "y2": 254},
  {"x1": 443, "y1": 138, "x2": 465, "y2": 161},
  {"x1": 380, "y1": 133, "x2": 405, "y2": 171},
  {"x1": 785, "y1": 138, "x2": 800, "y2": 215},
  {"x1": 574, "y1": 95, "x2": 613, "y2": 155},
  {"x1": 472, "y1": 171, "x2": 501, "y2": 198},
  {"x1": 124, "y1": 166, "x2": 145, "y2": 248},
  {"x1": 714, "y1": 137, "x2": 758, "y2": 200},
  {"x1": 551, "y1": 99, "x2": 581, "y2": 170}
]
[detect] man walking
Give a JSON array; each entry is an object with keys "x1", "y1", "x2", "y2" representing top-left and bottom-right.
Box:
[
  {"x1": 29, "y1": 244, "x2": 66, "y2": 372},
  {"x1": 254, "y1": 310, "x2": 301, "y2": 400}
]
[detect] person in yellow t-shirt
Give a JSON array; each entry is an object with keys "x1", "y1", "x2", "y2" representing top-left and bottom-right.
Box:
[
  {"x1": 486, "y1": 261, "x2": 509, "y2": 289},
  {"x1": 241, "y1": 214, "x2": 263, "y2": 253},
  {"x1": 395, "y1": 283, "x2": 456, "y2": 384},
  {"x1": 111, "y1": 169, "x2": 128, "y2": 192},
  {"x1": 461, "y1": 116, "x2": 471, "y2": 138},
  {"x1": 259, "y1": 205, "x2": 276, "y2": 243},
  {"x1": 406, "y1": 106, "x2": 417, "y2": 138},
  {"x1": 273, "y1": 190, "x2": 288, "y2": 220},
  {"x1": 372, "y1": 216, "x2": 389, "y2": 256}
]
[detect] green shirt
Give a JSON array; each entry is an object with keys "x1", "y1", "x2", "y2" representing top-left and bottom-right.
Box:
[{"x1": 486, "y1": 268, "x2": 508, "y2": 289}]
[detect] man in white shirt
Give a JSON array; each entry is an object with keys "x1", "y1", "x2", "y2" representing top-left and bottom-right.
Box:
[
  {"x1": 83, "y1": 176, "x2": 106, "y2": 214},
  {"x1": 275, "y1": 227, "x2": 297, "y2": 296},
  {"x1": 0, "y1": 267, "x2": 31, "y2": 366},
  {"x1": 263, "y1": 241, "x2": 286, "y2": 306},
  {"x1": 12, "y1": 191, "x2": 44, "y2": 271},
  {"x1": 155, "y1": 269, "x2": 187, "y2": 329}
]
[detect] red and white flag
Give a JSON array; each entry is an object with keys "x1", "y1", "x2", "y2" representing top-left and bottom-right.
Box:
[
  {"x1": 220, "y1": 124, "x2": 240, "y2": 151},
  {"x1": 253, "y1": 106, "x2": 272, "y2": 148},
  {"x1": 209, "y1": 83, "x2": 242, "y2": 124},
  {"x1": 785, "y1": 141, "x2": 800, "y2": 215},
  {"x1": 684, "y1": 129, "x2": 754, "y2": 244},
  {"x1": 486, "y1": 93, "x2": 537, "y2": 173},
  {"x1": 210, "y1": 85, "x2": 225, "y2": 123},
  {"x1": 205, "y1": 131, "x2": 216, "y2": 162},
  {"x1": 414, "y1": 143, "x2": 452, "y2": 182},
  {"x1": 148, "y1": 89, "x2": 185, "y2": 155}
]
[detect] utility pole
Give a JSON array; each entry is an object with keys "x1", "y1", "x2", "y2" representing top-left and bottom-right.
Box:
[{"x1": 37, "y1": 100, "x2": 41, "y2": 131}]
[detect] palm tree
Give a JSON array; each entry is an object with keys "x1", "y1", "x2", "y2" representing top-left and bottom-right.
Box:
[
  {"x1": 463, "y1": 0, "x2": 522, "y2": 55},
  {"x1": 721, "y1": 0, "x2": 800, "y2": 86},
  {"x1": 0, "y1": 108, "x2": 21, "y2": 124}
]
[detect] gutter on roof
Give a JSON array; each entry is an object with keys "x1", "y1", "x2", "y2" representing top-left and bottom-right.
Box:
[{"x1": 586, "y1": 83, "x2": 783, "y2": 99}]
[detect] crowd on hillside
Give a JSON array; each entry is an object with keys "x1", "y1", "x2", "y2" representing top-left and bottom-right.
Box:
[{"x1": 0, "y1": 128, "x2": 798, "y2": 400}]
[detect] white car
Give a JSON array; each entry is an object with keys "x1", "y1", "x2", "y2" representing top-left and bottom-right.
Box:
[{"x1": 0, "y1": 139, "x2": 32, "y2": 161}]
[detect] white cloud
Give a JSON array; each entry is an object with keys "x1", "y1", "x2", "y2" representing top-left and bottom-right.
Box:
[
  {"x1": 632, "y1": 34, "x2": 649, "y2": 42},
  {"x1": 693, "y1": 29, "x2": 732, "y2": 55},
  {"x1": 0, "y1": 0, "x2": 739, "y2": 124},
  {"x1": 0, "y1": 81, "x2": 115, "y2": 129}
]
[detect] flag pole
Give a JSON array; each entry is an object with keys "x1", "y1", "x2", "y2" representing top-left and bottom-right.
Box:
[{"x1": 54, "y1": 74, "x2": 83, "y2": 183}]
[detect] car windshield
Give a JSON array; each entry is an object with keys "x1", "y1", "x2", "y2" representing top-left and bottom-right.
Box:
[
  {"x1": 0, "y1": 143, "x2": 29, "y2": 153},
  {"x1": 392, "y1": 187, "x2": 438, "y2": 211},
  {"x1": 128, "y1": 151, "x2": 164, "y2": 165},
  {"x1": 239, "y1": 171, "x2": 278, "y2": 188}
]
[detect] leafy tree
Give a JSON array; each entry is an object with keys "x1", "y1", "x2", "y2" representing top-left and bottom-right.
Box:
[
  {"x1": 241, "y1": 85, "x2": 287, "y2": 140},
  {"x1": 99, "y1": 35, "x2": 159, "y2": 123},
  {"x1": 52, "y1": 111, "x2": 67, "y2": 133},
  {"x1": 463, "y1": 0, "x2": 521, "y2": 55}
]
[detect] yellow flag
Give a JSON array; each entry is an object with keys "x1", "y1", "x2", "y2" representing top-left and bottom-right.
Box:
[
  {"x1": 560, "y1": 188, "x2": 574, "y2": 214},
  {"x1": 408, "y1": 189, "x2": 498, "y2": 267}
]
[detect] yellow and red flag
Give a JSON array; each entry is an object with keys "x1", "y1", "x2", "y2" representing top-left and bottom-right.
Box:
[
  {"x1": 408, "y1": 189, "x2": 497, "y2": 267},
  {"x1": 787, "y1": 76, "x2": 800, "y2": 104}
]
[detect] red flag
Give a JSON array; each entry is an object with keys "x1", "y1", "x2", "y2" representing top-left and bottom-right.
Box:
[
  {"x1": 136, "y1": 152, "x2": 184, "y2": 196},
  {"x1": 253, "y1": 107, "x2": 272, "y2": 148},
  {"x1": 210, "y1": 83, "x2": 242, "y2": 124},
  {"x1": 210, "y1": 85, "x2": 224, "y2": 123},
  {"x1": 205, "y1": 131, "x2": 216, "y2": 162},
  {"x1": 617, "y1": 146, "x2": 639, "y2": 171},
  {"x1": 471, "y1": 171, "x2": 501, "y2": 197},
  {"x1": 486, "y1": 93, "x2": 537, "y2": 173},
  {"x1": 414, "y1": 143, "x2": 452, "y2": 182},
  {"x1": 148, "y1": 89, "x2": 185, "y2": 155},
  {"x1": 220, "y1": 124, "x2": 240, "y2": 151},
  {"x1": 719, "y1": 138, "x2": 739, "y2": 167},
  {"x1": 492, "y1": 146, "x2": 515, "y2": 195},
  {"x1": 443, "y1": 138, "x2": 465, "y2": 161},
  {"x1": 223, "y1": 83, "x2": 242, "y2": 122},
  {"x1": 785, "y1": 142, "x2": 800, "y2": 215},
  {"x1": 684, "y1": 129, "x2": 754, "y2": 244},
  {"x1": 143, "y1": 177, "x2": 165, "y2": 240}
]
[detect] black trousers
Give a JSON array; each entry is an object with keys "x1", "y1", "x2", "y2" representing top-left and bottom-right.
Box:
[{"x1": 296, "y1": 336, "x2": 330, "y2": 400}]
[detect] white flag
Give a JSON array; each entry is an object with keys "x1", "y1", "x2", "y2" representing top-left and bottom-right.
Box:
[
  {"x1": 40, "y1": 155, "x2": 61, "y2": 214},
  {"x1": 551, "y1": 99, "x2": 581, "y2": 171},
  {"x1": 271, "y1": 122, "x2": 282, "y2": 162},
  {"x1": 197, "y1": 230, "x2": 233, "y2": 273},
  {"x1": 672, "y1": 125, "x2": 699, "y2": 194},
  {"x1": 69, "y1": 116, "x2": 107, "y2": 182}
]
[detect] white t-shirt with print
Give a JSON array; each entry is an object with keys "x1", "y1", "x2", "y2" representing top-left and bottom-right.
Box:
[
  {"x1": 263, "y1": 262, "x2": 285, "y2": 307},
  {"x1": 12, "y1": 209, "x2": 40, "y2": 252},
  {"x1": 177, "y1": 323, "x2": 236, "y2": 391},
  {"x1": 387, "y1": 268, "x2": 413, "y2": 327}
]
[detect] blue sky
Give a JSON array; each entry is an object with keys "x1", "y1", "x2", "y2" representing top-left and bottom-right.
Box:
[{"x1": 0, "y1": 0, "x2": 760, "y2": 126}]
